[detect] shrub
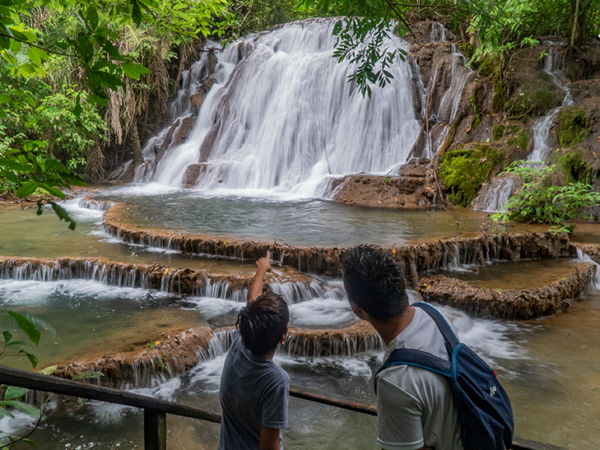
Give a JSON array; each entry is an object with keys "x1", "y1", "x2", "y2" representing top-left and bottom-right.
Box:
[{"x1": 492, "y1": 161, "x2": 600, "y2": 232}]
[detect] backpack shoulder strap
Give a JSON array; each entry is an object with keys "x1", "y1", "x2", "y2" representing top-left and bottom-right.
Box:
[
  {"x1": 412, "y1": 302, "x2": 459, "y2": 355},
  {"x1": 374, "y1": 348, "x2": 451, "y2": 393}
]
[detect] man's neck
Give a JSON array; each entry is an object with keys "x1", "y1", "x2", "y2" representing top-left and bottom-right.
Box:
[{"x1": 372, "y1": 306, "x2": 416, "y2": 347}]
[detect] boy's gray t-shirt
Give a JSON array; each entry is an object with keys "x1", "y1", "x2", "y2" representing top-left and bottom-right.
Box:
[{"x1": 218, "y1": 333, "x2": 290, "y2": 450}]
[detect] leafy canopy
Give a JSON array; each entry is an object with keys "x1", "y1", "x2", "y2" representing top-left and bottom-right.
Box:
[{"x1": 0, "y1": 0, "x2": 228, "y2": 227}]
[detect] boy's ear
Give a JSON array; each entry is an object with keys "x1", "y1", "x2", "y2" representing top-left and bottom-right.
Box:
[
  {"x1": 350, "y1": 301, "x2": 368, "y2": 320},
  {"x1": 279, "y1": 334, "x2": 286, "y2": 345}
]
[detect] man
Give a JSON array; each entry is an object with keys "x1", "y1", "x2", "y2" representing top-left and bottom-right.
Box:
[
  {"x1": 343, "y1": 245, "x2": 463, "y2": 450},
  {"x1": 218, "y1": 250, "x2": 290, "y2": 450}
]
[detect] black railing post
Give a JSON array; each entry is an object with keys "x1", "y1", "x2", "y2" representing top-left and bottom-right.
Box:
[{"x1": 144, "y1": 409, "x2": 167, "y2": 450}]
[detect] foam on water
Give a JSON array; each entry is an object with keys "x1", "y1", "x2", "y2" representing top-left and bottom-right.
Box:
[
  {"x1": 0, "y1": 279, "x2": 173, "y2": 306},
  {"x1": 289, "y1": 299, "x2": 355, "y2": 328},
  {"x1": 185, "y1": 297, "x2": 245, "y2": 319}
]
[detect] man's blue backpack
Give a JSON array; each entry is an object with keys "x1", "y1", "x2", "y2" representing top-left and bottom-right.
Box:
[{"x1": 375, "y1": 302, "x2": 514, "y2": 450}]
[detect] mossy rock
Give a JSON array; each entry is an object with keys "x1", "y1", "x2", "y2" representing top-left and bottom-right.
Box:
[
  {"x1": 555, "y1": 150, "x2": 594, "y2": 184},
  {"x1": 439, "y1": 145, "x2": 505, "y2": 207},
  {"x1": 557, "y1": 106, "x2": 591, "y2": 147},
  {"x1": 505, "y1": 76, "x2": 562, "y2": 120},
  {"x1": 493, "y1": 125, "x2": 505, "y2": 141},
  {"x1": 507, "y1": 131, "x2": 528, "y2": 151}
]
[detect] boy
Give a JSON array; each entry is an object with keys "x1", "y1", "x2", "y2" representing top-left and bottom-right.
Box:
[
  {"x1": 343, "y1": 245, "x2": 463, "y2": 450},
  {"x1": 218, "y1": 251, "x2": 290, "y2": 450}
]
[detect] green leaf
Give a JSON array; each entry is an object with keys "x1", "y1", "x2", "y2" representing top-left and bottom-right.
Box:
[
  {"x1": 73, "y1": 93, "x2": 82, "y2": 118},
  {"x1": 18, "y1": 350, "x2": 38, "y2": 369},
  {"x1": 0, "y1": 94, "x2": 11, "y2": 104},
  {"x1": 0, "y1": 401, "x2": 40, "y2": 419},
  {"x1": 132, "y1": 0, "x2": 142, "y2": 27},
  {"x1": 77, "y1": 397, "x2": 86, "y2": 407},
  {"x1": 15, "y1": 181, "x2": 38, "y2": 197},
  {"x1": 86, "y1": 6, "x2": 99, "y2": 30},
  {"x1": 42, "y1": 185, "x2": 65, "y2": 200},
  {"x1": 0, "y1": 158, "x2": 29, "y2": 172},
  {"x1": 3, "y1": 331, "x2": 12, "y2": 345},
  {"x1": 5, "y1": 386, "x2": 28, "y2": 400},
  {"x1": 19, "y1": 63, "x2": 36, "y2": 75},
  {"x1": 50, "y1": 202, "x2": 77, "y2": 230},
  {"x1": 25, "y1": 96, "x2": 36, "y2": 108},
  {"x1": 26, "y1": 46, "x2": 41, "y2": 65},
  {"x1": 6, "y1": 311, "x2": 41, "y2": 345},
  {"x1": 41, "y1": 365, "x2": 58, "y2": 375},
  {"x1": 0, "y1": 406, "x2": 14, "y2": 419},
  {"x1": 121, "y1": 61, "x2": 150, "y2": 80}
]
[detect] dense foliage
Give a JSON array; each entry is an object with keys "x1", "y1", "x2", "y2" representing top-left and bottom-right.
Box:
[
  {"x1": 492, "y1": 161, "x2": 600, "y2": 232},
  {"x1": 0, "y1": 0, "x2": 229, "y2": 226}
]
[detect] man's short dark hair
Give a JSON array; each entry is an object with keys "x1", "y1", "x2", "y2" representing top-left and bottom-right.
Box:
[
  {"x1": 237, "y1": 291, "x2": 289, "y2": 356},
  {"x1": 342, "y1": 245, "x2": 409, "y2": 322}
]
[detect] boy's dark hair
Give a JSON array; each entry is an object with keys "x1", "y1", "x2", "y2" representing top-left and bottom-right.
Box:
[
  {"x1": 237, "y1": 291, "x2": 289, "y2": 356},
  {"x1": 342, "y1": 245, "x2": 409, "y2": 323}
]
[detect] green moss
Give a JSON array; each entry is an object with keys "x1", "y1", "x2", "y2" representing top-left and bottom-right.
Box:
[
  {"x1": 558, "y1": 151, "x2": 593, "y2": 184},
  {"x1": 557, "y1": 106, "x2": 590, "y2": 147},
  {"x1": 505, "y1": 79, "x2": 562, "y2": 120},
  {"x1": 458, "y1": 42, "x2": 474, "y2": 59},
  {"x1": 469, "y1": 95, "x2": 482, "y2": 129},
  {"x1": 439, "y1": 145, "x2": 505, "y2": 207},
  {"x1": 492, "y1": 125, "x2": 505, "y2": 141},
  {"x1": 507, "y1": 131, "x2": 528, "y2": 151}
]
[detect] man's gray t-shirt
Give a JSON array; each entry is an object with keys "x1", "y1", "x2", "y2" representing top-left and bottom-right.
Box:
[{"x1": 218, "y1": 333, "x2": 290, "y2": 450}]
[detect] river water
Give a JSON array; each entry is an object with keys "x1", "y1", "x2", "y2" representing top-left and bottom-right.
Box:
[{"x1": 0, "y1": 274, "x2": 598, "y2": 449}]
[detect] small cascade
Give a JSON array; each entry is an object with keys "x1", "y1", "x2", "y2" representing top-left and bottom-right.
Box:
[
  {"x1": 134, "y1": 47, "x2": 219, "y2": 182},
  {"x1": 269, "y1": 279, "x2": 345, "y2": 304},
  {"x1": 0, "y1": 259, "x2": 144, "y2": 288},
  {"x1": 430, "y1": 22, "x2": 446, "y2": 42},
  {"x1": 472, "y1": 176, "x2": 517, "y2": 212},
  {"x1": 77, "y1": 198, "x2": 114, "y2": 212},
  {"x1": 576, "y1": 249, "x2": 600, "y2": 289},
  {"x1": 279, "y1": 332, "x2": 384, "y2": 359},
  {"x1": 528, "y1": 47, "x2": 573, "y2": 162},
  {"x1": 193, "y1": 279, "x2": 248, "y2": 302}
]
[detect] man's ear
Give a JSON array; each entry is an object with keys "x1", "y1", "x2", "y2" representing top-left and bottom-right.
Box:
[
  {"x1": 279, "y1": 334, "x2": 286, "y2": 345},
  {"x1": 350, "y1": 301, "x2": 368, "y2": 320}
]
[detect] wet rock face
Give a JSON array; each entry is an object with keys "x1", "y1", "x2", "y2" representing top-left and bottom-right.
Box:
[
  {"x1": 418, "y1": 263, "x2": 595, "y2": 319},
  {"x1": 327, "y1": 174, "x2": 436, "y2": 208},
  {"x1": 183, "y1": 163, "x2": 210, "y2": 188}
]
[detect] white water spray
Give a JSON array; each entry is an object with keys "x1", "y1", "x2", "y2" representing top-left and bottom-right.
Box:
[{"x1": 139, "y1": 20, "x2": 422, "y2": 194}]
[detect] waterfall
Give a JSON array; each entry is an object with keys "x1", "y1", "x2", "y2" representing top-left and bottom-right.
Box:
[
  {"x1": 472, "y1": 176, "x2": 517, "y2": 213},
  {"x1": 576, "y1": 249, "x2": 600, "y2": 289},
  {"x1": 138, "y1": 19, "x2": 421, "y2": 194},
  {"x1": 528, "y1": 47, "x2": 574, "y2": 162}
]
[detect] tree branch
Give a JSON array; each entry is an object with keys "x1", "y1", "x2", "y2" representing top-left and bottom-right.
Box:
[{"x1": 0, "y1": 34, "x2": 75, "y2": 58}]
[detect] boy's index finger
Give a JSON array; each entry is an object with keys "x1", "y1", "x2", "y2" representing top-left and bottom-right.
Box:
[{"x1": 266, "y1": 249, "x2": 271, "y2": 260}]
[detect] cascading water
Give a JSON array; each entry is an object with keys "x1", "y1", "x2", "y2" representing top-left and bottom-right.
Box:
[
  {"x1": 137, "y1": 19, "x2": 422, "y2": 194},
  {"x1": 528, "y1": 47, "x2": 574, "y2": 162},
  {"x1": 472, "y1": 176, "x2": 516, "y2": 213}
]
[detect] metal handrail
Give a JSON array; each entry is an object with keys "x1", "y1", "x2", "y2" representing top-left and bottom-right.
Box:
[{"x1": 0, "y1": 366, "x2": 565, "y2": 450}]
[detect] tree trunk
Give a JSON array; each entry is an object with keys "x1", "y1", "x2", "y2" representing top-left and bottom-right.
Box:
[{"x1": 570, "y1": 0, "x2": 588, "y2": 49}]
